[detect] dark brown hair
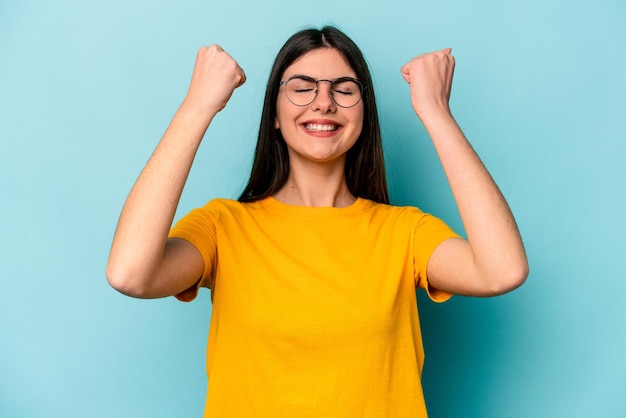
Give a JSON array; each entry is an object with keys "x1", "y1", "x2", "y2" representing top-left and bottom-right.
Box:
[{"x1": 238, "y1": 26, "x2": 388, "y2": 204}]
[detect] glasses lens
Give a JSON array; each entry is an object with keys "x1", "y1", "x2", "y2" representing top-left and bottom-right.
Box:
[
  {"x1": 285, "y1": 77, "x2": 317, "y2": 106},
  {"x1": 331, "y1": 78, "x2": 362, "y2": 108}
]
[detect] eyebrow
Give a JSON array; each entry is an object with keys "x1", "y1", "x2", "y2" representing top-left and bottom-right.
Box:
[
  {"x1": 286, "y1": 74, "x2": 358, "y2": 81},
  {"x1": 289, "y1": 74, "x2": 315, "y2": 80}
]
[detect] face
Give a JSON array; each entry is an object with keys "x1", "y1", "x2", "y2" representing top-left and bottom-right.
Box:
[{"x1": 275, "y1": 48, "x2": 364, "y2": 167}]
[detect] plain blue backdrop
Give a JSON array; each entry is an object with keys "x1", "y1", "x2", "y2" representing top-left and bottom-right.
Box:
[{"x1": 1, "y1": 0, "x2": 625, "y2": 417}]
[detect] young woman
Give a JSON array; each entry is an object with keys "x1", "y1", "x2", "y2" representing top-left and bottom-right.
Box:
[{"x1": 107, "y1": 26, "x2": 528, "y2": 417}]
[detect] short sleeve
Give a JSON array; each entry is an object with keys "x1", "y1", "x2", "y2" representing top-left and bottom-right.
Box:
[
  {"x1": 413, "y1": 213, "x2": 460, "y2": 303},
  {"x1": 168, "y1": 203, "x2": 219, "y2": 301}
]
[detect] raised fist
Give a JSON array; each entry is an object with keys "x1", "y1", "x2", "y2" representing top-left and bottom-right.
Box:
[
  {"x1": 401, "y1": 48, "x2": 455, "y2": 118},
  {"x1": 185, "y1": 44, "x2": 246, "y2": 114}
]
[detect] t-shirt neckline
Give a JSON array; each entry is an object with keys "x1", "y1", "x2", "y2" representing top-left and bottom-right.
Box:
[{"x1": 259, "y1": 196, "x2": 370, "y2": 217}]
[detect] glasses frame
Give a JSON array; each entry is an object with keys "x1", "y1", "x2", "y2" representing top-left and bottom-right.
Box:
[{"x1": 279, "y1": 75, "x2": 366, "y2": 108}]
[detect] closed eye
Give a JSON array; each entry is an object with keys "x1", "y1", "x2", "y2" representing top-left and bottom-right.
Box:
[
  {"x1": 332, "y1": 77, "x2": 361, "y2": 96},
  {"x1": 333, "y1": 89, "x2": 354, "y2": 96}
]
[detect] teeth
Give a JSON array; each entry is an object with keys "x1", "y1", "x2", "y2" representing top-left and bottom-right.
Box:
[{"x1": 304, "y1": 123, "x2": 338, "y2": 132}]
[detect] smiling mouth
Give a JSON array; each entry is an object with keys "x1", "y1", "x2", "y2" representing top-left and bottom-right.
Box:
[{"x1": 303, "y1": 123, "x2": 340, "y2": 132}]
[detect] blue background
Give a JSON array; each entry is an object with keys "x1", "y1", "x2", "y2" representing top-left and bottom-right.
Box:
[{"x1": 1, "y1": 0, "x2": 625, "y2": 417}]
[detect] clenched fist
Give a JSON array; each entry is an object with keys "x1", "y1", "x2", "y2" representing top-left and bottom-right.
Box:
[
  {"x1": 184, "y1": 44, "x2": 246, "y2": 115},
  {"x1": 401, "y1": 48, "x2": 455, "y2": 119}
]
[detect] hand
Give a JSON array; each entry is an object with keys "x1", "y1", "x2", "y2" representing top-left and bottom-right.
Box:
[
  {"x1": 184, "y1": 44, "x2": 246, "y2": 114},
  {"x1": 401, "y1": 48, "x2": 455, "y2": 119}
]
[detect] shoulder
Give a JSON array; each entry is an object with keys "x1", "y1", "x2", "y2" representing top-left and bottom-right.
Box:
[
  {"x1": 365, "y1": 200, "x2": 457, "y2": 238},
  {"x1": 172, "y1": 198, "x2": 241, "y2": 229},
  {"x1": 363, "y1": 200, "x2": 427, "y2": 222},
  {"x1": 201, "y1": 197, "x2": 240, "y2": 210},
  {"x1": 197, "y1": 198, "x2": 251, "y2": 215},
  {"x1": 193, "y1": 198, "x2": 274, "y2": 223}
]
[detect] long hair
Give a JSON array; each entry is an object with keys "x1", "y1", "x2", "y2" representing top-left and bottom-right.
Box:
[{"x1": 238, "y1": 26, "x2": 389, "y2": 204}]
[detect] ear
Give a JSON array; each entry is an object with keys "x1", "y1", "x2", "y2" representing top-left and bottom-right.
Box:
[{"x1": 274, "y1": 117, "x2": 280, "y2": 129}]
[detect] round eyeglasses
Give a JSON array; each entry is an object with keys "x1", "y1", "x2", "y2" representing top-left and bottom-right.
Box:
[{"x1": 279, "y1": 75, "x2": 365, "y2": 108}]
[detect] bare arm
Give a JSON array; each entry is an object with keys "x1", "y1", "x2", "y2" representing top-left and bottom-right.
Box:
[
  {"x1": 106, "y1": 45, "x2": 246, "y2": 298},
  {"x1": 401, "y1": 49, "x2": 528, "y2": 296}
]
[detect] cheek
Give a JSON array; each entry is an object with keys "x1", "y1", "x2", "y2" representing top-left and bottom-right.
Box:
[{"x1": 275, "y1": 98, "x2": 300, "y2": 131}]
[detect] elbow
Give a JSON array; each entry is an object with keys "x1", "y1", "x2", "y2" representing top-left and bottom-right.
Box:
[
  {"x1": 485, "y1": 258, "x2": 529, "y2": 296},
  {"x1": 105, "y1": 259, "x2": 151, "y2": 298},
  {"x1": 502, "y1": 264, "x2": 529, "y2": 294}
]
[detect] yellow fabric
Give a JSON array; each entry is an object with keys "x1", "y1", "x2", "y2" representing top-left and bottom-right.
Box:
[{"x1": 169, "y1": 197, "x2": 459, "y2": 417}]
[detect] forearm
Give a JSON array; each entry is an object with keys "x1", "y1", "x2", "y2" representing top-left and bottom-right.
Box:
[
  {"x1": 106, "y1": 102, "x2": 215, "y2": 295},
  {"x1": 421, "y1": 110, "x2": 528, "y2": 291}
]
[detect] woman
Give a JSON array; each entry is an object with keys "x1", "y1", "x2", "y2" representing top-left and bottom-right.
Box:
[{"x1": 107, "y1": 26, "x2": 528, "y2": 417}]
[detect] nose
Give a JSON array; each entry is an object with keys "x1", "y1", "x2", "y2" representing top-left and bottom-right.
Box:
[{"x1": 311, "y1": 80, "x2": 336, "y2": 113}]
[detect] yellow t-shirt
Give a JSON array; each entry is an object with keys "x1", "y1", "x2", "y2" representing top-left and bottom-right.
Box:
[{"x1": 169, "y1": 197, "x2": 459, "y2": 417}]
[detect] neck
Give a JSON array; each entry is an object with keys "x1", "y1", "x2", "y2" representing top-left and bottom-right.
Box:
[{"x1": 273, "y1": 157, "x2": 356, "y2": 208}]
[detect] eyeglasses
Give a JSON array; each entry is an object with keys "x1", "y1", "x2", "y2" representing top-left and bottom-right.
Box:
[{"x1": 279, "y1": 75, "x2": 365, "y2": 108}]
